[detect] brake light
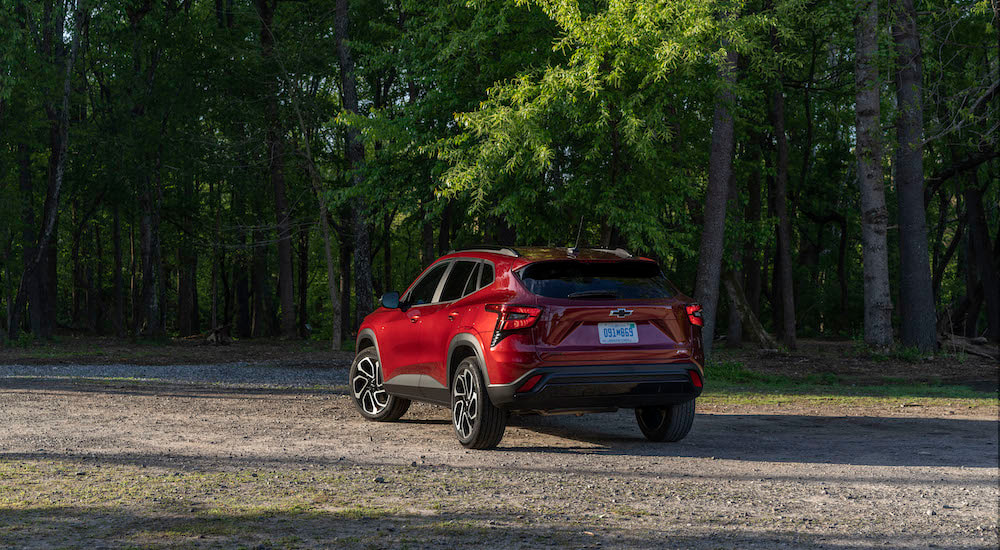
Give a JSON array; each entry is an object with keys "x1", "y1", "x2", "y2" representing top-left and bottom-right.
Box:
[
  {"x1": 485, "y1": 304, "x2": 542, "y2": 346},
  {"x1": 686, "y1": 304, "x2": 703, "y2": 327}
]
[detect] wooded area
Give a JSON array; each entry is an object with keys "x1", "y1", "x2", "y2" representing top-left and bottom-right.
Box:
[{"x1": 1, "y1": 0, "x2": 997, "y2": 355}]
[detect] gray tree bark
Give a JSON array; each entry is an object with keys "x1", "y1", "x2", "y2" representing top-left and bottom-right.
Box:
[
  {"x1": 694, "y1": 48, "x2": 739, "y2": 360},
  {"x1": 854, "y1": 0, "x2": 894, "y2": 348},
  {"x1": 769, "y1": 84, "x2": 797, "y2": 349},
  {"x1": 257, "y1": 0, "x2": 297, "y2": 339},
  {"x1": 336, "y1": 0, "x2": 374, "y2": 324},
  {"x1": 892, "y1": 0, "x2": 937, "y2": 351}
]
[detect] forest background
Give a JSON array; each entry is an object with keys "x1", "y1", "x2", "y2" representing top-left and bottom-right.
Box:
[{"x1": 0, "y1": 0, "x2": 996, "y2": 357}]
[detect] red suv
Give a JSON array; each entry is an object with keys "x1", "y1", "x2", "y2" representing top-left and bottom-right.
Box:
[{"x1": 351, "y1": 246, "x2": 704, "y2": 449}]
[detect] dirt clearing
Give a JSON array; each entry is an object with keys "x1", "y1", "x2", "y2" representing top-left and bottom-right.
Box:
[{"x1": 0, "y1": 365, "x2": 996, "y2": 549}]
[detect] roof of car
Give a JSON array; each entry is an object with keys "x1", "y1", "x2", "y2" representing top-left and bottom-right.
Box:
[{"x1": 448, "y1": 246, "x2": 646, "y2": 262}]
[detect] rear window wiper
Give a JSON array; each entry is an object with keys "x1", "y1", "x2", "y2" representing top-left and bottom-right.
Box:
[{"x1": 566, "y1": 290, "x2": 619, "y2": 299}]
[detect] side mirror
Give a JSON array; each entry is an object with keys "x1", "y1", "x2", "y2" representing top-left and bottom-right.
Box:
[{"x1": 380, "y1": 291, "x2": 401, "y2": 309}]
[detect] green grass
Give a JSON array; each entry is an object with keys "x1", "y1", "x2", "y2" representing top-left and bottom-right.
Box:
[{"x1": 705, "y1": 360, "x2": 997, "y2": 402}]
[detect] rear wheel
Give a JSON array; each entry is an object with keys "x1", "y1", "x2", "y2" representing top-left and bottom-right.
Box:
[
  {"x1": 635, "y1": 399, "x2": 695, "y2": 442},
  {"x1": 350, "y1": 348, "x2": 410, "y2": 421},
  {"x1": 452, "y1": 358, "x2": 507, "y2": 449}
]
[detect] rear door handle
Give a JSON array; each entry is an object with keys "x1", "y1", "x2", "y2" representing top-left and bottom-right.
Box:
[
  {"x1": 408, "y1": 315, "x2": 421, "y2": 323},
  {"x1": 448, "y1": 312, "x2": 459, "y2": 321}
]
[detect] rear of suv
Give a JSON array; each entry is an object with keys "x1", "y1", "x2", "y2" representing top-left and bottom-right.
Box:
[{"x1": 351, "y1": 246, "x2": 704, "y2": 449}]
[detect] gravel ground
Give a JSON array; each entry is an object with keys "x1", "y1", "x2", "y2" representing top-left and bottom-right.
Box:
[
  {"x1": 0, "y1": 362, "x2": 350, "y2": 387},
  {"x1": 0, "y1": 363, "x2": 997, "y2": 549}
]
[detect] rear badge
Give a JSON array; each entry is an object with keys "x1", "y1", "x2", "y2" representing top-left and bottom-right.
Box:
[{"x1": 609, "y1": 308, "x2": 633, "y2": 318}]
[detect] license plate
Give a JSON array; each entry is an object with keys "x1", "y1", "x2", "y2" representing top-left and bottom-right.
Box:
[{"x1": 598, "y1": 322, "x2": 638, "y2": 344}]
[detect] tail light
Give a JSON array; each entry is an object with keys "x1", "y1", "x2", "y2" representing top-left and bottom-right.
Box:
[
  {"x1": 485, "y1": 304, "x2": 542, "y2": 346},
  {"x1": 686, "y1": 303, "x2": 704, "y2": 327}
]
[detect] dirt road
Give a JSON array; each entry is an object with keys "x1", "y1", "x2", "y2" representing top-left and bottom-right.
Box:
[{"x1": 0, "y1": 366, "x2": 996, "y2": 549}]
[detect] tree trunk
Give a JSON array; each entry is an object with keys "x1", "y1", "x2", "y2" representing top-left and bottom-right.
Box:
[
  {"x1": 722, "y1": 271, "x2": 778, "y2": 349},
  {"x1": 421, "y1": 200, "x2": 434, "y2": 266},
  {"x1": 383, "y1": 210, "x2": 392, "y2": 292},
  {"x1": 726, "y1": 170, "x2": 742, "y2": 348},
  {"x1": 768, "y1": 82, "x2": 797, "y2": 349},
  {"x1": 138, "y1": 171, "x2": 163, "y2": 337},
  {"x1": 892, "y1": 0, "x2": 937, "y2": 351},
  {"x1": 438, "y1": 200, "x2": 452, "y2": 255},
  {"x1": 298, "y1": 229, "x2": 309, "y2": 337},
  {"x1": 338, "y1": 228, "x2": 353, "y2": 338},
  {"x1": 964, "y1": 179, "x2": 999, "y2": 341},
  {"x1": 233, "y1": 188, "x2": 252, "y2": 339},
  {"x1": 743, "y1": 139, "x2": 763, "y2": 321},
  {"x1": 336, "y1": 0, "x2": 373, "y2": 325},
  {"x1": 15, "y1": 142, "x2": 44, "y2": 337},
  {"x1": 694, "y1": 48, "x2": 739, "y2": 360},
  {"x1": 111, "y1": 203, "x2": 125, "y2": 337},
  {"x1": 854, "y1": 0, "x2": 894, "y2": 348},
  {"x1": 257, "y1": 0, "x2": 297, "y2": 339}
]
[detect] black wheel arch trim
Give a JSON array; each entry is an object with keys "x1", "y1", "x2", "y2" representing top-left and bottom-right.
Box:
[
  {"x1": 447, "y1": 332, "x2": 490, "y2": 388},
  {"x1": 356, "y1": 328, "x2": 380, "y2": 359}
]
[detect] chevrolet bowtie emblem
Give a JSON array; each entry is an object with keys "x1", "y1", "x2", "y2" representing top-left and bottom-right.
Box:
[{"x1": 609, "y1": 308, "x2": 633, "y2": 318}]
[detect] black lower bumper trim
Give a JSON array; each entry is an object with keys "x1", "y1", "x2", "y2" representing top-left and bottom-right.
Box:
[{"x1": 487, "y1": 363, "x2": 702, "y2": 413}]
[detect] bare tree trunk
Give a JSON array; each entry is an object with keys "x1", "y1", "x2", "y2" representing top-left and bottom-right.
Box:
[
  {"x1": 383, "y1": 210, "x2": 392, "y2": 293},
  {"x1": 694, "y1": 48, "x2": 739, "y2": 360},
  {"x1": 892, "y1": 0, "x2": 936, "y2": 351},
  {"x1": 854, "y1": 0, "x2": 894, "y2": 348},
  {"x1": 138, "y1": 172, "x2": 163, "y2": 336},
  {"x1": 437, "y1": 200, "x2": 452, "y2": 255},
  {"x1": 233, "y1": 192, "x2": 251, "y2": 339},
  {"x1": 15, "y1": 143, "x2": 43, "y2": 337},
  {"x1": 338, "y1": 224, "x2": 353, "y2": 338},
  {"x1": 726, "y1": 171, "x2": 742, "y2": 347},
  {"x1": 722, "y1": 271, "x2": 778, "y2": 349},
  {"x1": 769, "y1": 84, "x2": 797, "y2": 349},
  {"x1": 743, "y1": 139, "x2": 763, "y2": 321},
  {"x1": 964, "y1": 178, "x2": 999, "y2": 341},
  {"x1": 112, "y1": 203, "x2": 125, "y2": 336},
  {"x1": 257, "y1": 0, "x2": 297, "y2": 339},
  {"x1": 336, "y1": 0, "x2": 373, "y2": 325},
  {"x1": 298, "y1": 229, "x2": 309, "y2": 337}
]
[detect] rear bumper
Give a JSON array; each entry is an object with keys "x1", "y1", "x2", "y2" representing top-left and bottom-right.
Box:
[{"x1": 486, "y1": 363, "x2": 702, "y2": 413}]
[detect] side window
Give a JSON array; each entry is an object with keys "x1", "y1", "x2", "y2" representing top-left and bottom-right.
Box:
[
  {"x1": 439, "y1": 261, "x2": 479, "y2": 302},
  {"x1": 406, "y1": 262, "x2": 449, "y2": 305},
  {"x1": 480, "y1": 263, "x2": 495, "y2": 288},
  {"x1": 461, "y1": 263, "x2": 482, "y2": 296}
]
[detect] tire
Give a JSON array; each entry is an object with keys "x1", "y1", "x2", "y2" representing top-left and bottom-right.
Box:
[
  {"x1": 451, "y1": 357, "x2": 507, "y2": 449},
  {"x1": 635, "y1": 399, "x2": 696, "y2": 442},
  {"x1": 350, "y1": 348, "x2": 410, "y2": 421}
]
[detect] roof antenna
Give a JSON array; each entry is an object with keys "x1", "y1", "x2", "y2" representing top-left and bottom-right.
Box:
[{"x1": 570, "y1": 214, "x2": 584, "y2": 255}]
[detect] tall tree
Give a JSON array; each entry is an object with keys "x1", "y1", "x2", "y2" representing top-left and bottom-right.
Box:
[
  {"x1": 892, "y1": 0, "x2": 936, "y2": 351},
  {"x1": 257, "y1": 0, "x2": 297, "y2": 339},
  {"x1": 769, "y1": 81, "x2": 797, "y2": 349},
  {"x1": 854, "y1": 0, "x2": 893, "y2": 348},
  {"x1": 695, "y1": 48, "x2": 739, "y2": 358},
  {"x1": 336, "y1": 0, "x2": 374, "y2": 324}
]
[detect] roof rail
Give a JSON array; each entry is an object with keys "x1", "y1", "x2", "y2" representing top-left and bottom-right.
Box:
[{"x1": 447, "y1": 245, "x2": 520, "y2": 257}]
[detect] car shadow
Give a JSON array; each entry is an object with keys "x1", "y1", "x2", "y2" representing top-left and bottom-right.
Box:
[{"x1": 499, "y1": 410, "x2": 999, "y2": 468}]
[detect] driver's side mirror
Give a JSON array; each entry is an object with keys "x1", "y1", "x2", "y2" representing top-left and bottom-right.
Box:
[{"x1": 380, "y1": 291, "x2": 401, "y2": 309}]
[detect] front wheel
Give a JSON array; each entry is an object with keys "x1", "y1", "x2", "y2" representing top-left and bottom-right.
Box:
[
  {"x1": 350, "y1": 348, "x2": 410, "y2": 421},
  {"x1": 451, "y1": 358, "x2": 507, "y2": 449},
  {"x1": 635, "y1": 399, "x2": 696, "y2": 442}
]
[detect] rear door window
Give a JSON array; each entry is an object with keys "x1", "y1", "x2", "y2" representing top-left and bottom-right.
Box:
[
  {"x1": 439, "y1": 260, "x2": 479, "y2": 302},
  {"x1": 406, "y1": 262, "x2": 450, "y2": 305},
  {"x1": 516, "y1": 260, "x2": 674, "y2": 300}
]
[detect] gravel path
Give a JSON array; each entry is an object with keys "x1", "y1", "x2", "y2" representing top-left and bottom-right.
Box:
[
  {"x1": 0, "y1": 364, "x2": 996, "y2": 549},
  {"x1": 0, "y1": 362, "x2": 349, "y2": 387}
]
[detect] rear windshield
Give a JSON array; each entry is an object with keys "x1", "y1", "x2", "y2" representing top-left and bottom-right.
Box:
[{"x1": 516, "y1": 260, "x2": 674, "y2": 300}]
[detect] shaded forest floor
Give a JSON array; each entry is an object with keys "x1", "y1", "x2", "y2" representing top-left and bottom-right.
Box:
[{"x1": 0, "y1": 335, "x2": 995, "y2": 393}]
